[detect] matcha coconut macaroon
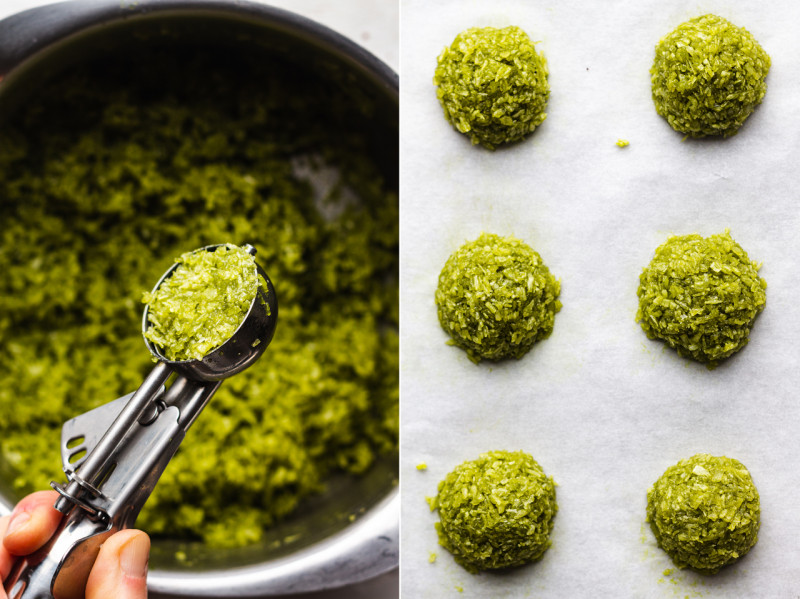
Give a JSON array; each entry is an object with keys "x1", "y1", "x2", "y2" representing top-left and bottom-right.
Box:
[
  {"x1": 435, "y1": 233, "x2": 561, "y2": 363},
  {"x1": 429, "y1": 450, "x2": 558, "y2": 572},
  {"x1": 651, "y1": 14, "x2": 770, "y2": 137},
  {"x1": 636, "y1": 230, "x2": 766, "y2": 365},
  {"x1": 647, "y1": 454, "x2": 760, "y2": 573},
  {"x1": 434, "y1": 26, "x2": 549, "y2": 149}
]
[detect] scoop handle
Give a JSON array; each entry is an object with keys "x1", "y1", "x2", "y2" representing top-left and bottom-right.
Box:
[{"x1": 3, "y1": 370, "x2": 220, "y2": 598}]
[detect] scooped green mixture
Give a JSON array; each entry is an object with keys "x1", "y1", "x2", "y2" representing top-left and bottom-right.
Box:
[
  {"x1": 651, "y1": 14, "x2": 770, "y2": 137},
  {"x1": 647, "y1": 454, "x2": 760, "y2": 573},
  {"x1": 0, "y1": 48, "x2": 398, "y2": 548},
  {"x1": 434, "y1": 26, "x2": 549, "y2": 149},
  {"x1": 636, "y1": 231, "x2": 766, "y2": 365},
  {"x1": 428, "y1": 450, "x2": 557, "y2": 573},
  {"x1": 435, "y1": 233, "x2": 561, "y2": 363},
  {"x1": 144, "y1": 244, "x2": 263, "y2": 361}
]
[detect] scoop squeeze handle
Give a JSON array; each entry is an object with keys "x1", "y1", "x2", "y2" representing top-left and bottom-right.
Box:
[{"x1": 3, "y1": 368, "x2": 222, "y2": 598}]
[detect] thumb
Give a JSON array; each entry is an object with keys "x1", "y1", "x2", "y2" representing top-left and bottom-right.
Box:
[{"x1": 85, "y1": 530, "x2": 149, "y2": 599}]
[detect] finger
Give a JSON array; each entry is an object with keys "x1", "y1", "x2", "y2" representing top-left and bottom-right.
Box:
[
  {"x1": 3, "y1": 491, "x2": 62, "y2": 557},
  {"x1": 86, "y1": 529, "x2": 149, "y2": 599},
  {"x1": 0, "y1": 515, "x2": 12, "y2": 581},
  {"x1": 0, "y1": 517, "x2": 8, "y2": 599}
]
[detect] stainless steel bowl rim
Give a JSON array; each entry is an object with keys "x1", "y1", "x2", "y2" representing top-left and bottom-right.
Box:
[
  {"x1": 0, "y1": 0, "x2": 399, "y2": 95},
  {"x1": 149, "y1": 489, "x2": 398, "y2": 596}
]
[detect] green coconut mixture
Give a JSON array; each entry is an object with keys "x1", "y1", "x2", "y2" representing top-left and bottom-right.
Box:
[
  {"x1": 435, "y1": 233, "x2": 561, "y2": 363},
  {"x1": 434, "y1": 26, "x2": 549, "y2": 149},
  {"x1": 144, "y1": 244, "x2": 265, "y2": 362},
  {"x1": 647, "y1": 454, "x2": 760, "y2": 573},
  {"x1": 651, "y1": 14, "x2": 770, "y2": 137},
  {"x1": 0, "y1": 49, "x2": 398, "y2": 548},
  {"x1": 636, "y1": 231, "x2": 766, "y2": 364},
  {"x1": 428, "y1": 450, "x2": 558, "y2": 573}
]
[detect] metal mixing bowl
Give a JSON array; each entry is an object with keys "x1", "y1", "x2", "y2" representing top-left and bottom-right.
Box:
[{"x1": 0, "y1": 1, "x2": 398, "y2": 595}]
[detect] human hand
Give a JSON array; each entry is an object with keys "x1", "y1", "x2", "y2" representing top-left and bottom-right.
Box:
[{"x1": 0, "y1": 491, "x2": 149, "y2": 599}]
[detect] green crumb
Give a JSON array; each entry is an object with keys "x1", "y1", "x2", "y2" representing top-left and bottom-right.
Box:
[
  {"x1": 455, "y1": 586, "x2": 463, "y2": 593},
  {"x1": 433, "y1": 26, "x2": 549, "y2": 150},
  {"x1": 143, "y1": 244, "x2": 260, "y2": 361},
  {"x1": 429, "y1": 552, "x2": 437, "y2": 563},
  {"x1": 435, "y1": 233, "x2": 561, "y2": 363},
  {"x1": 647, "y1": 454, "x2": 760, "y2": 573},
  {"x1": 636, "y1": 230, "x2": 766, "y2": 365},
  {"x1": 663, "y1": 568, "x2": 673, "y2": 576},
  {"x1": 616, "y1": 139, "x2": 629, "y2": 147},
  {"x1": 0, "y1": 46, "x2": 398, "y2": 549},
  {"x1": 651, "y1": 14, "x2": 770, "y2": 137},
  {"x1": 432, "y1": 450, "x2": 557, "y2": 573},
  {"x1": 416, "y1": 462, "x2": 428, "y2": 471},
  {"x1": 282, "y1": 533, "x2": 302, "y2": 545}
]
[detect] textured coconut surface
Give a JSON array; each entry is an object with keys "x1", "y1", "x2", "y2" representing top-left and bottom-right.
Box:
[
  {"x1": 144, "y1": 244, "x2": 262, "y2": 362},
  {"x1": 651, "y1": 14, "x2": 770, "y2": 138},
  {"x1": 434, "y1": 26, "x2": 549, "y2": 150},
  {"x1": 647, "y1": 453, "x2": 760, "y2": 573},
  {"x1": 636, "y1": 230, "x2": 766, "y2": 365},
  {"x1": 429, "y1": 450, "x2": 557, "y2": 573},
  {"x1": 435, "y1": 233, "x2": 560, "y2": 363}
]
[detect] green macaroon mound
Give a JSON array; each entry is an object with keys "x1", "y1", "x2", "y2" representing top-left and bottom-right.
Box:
[
  {"x1": 435, "y1": 233, "x2": 561, "y2": 363},
  {"x1": 429, "y1": 450, "x2": 558, "y2": 573},
  {"x1": 636, "y1": 230, "x2": 766, "y2": 365},
  {"x1": 647, "y1": 454, "x2": 760, "y2": 573},
  {"x1": 651, "y1": 14, "x2": 770, "y2": 137},
  {"x1": 434, "y1": 26, "x2": 549, "y2": 149}
]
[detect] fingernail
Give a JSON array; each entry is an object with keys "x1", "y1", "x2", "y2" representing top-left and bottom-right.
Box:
[
  {"x1": 120, "y1": 534, "x2": 150, "y2": 579},
  {"x1": 6, "y1": 511, "x2": 31, "y2": 536}
]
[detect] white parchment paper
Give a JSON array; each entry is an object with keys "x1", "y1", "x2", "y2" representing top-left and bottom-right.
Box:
[
  {"x1": 0, "y1": 2, "x2": 398, "y2": 598},
  {"x1": 400, "y1": 1, "x2": 800, "y2": 597}
]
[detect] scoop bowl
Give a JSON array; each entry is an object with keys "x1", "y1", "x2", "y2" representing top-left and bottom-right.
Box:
[{"x1": 142, "y1": 244, "x2": 279, "y2": 382}]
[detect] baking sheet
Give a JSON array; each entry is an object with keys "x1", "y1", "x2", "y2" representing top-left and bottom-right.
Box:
[{"x1": 399, "y1": 1, "x2": 800, "y2": 597}]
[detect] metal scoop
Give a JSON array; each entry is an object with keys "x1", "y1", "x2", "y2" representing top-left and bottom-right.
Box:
[{"x1": 4, "y1": 244, "x2": 278, "y2": 599}]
